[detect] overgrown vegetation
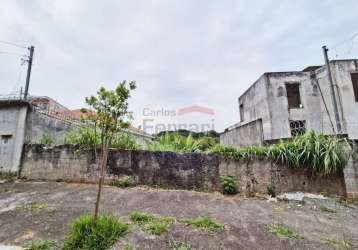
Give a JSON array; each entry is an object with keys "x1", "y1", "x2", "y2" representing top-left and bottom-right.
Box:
[
  {"x1": 267, "y1": 184, "x2": 276, "y2": 197},
  {"x1": 183, "y1": 215, "x2": 224, "y2": 233},
  {"x1": 38, "y1": 134, "x2": 55, "y2": 146},
  {"x1": 220, "y1": 175, "x2": 238, "y2": 195},
  {"x1": 264, "y1": 223, "x2": 301, "y2": 239},
  {"x1": 111, "y1": 175, "x2": 135, "y2": 188},
  {"x1": 129, "y1": 211, "x2": 174, "y2": 235},
  {"x1": 169, "y1": 240, "x2": 193, "y2": 250},
  {"x1": 147, "y1": 132, "x2": 217, "y2": 153},
  {"x1": 23, "y1": 240, "x2": 58, "y2": 250},
  {"x1": 321, "y1": 237, "x2": 353, "y2": 249},
  {"x1": 211, "y1": 130, "x2": 351, "y2": 175},
  {"x1": 63, "y1": 214, "x2": 128, "y2": 250},
  {"x1": 64, "y1": 127, "x2": 139, "y2": 150}
]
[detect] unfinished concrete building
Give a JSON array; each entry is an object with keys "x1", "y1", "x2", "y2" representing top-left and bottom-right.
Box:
[{"x1": 221, "y1": 59, "x2": 358, "y2": 147}]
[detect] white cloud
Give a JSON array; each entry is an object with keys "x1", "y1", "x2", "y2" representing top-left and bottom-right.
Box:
[{"x1": 0, "y1": 0, "x2": 358, "y2": 132}]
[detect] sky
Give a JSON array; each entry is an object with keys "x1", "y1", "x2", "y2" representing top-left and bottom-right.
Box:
[{"x1": 1, "y1": 0, "x2": 358, "y2": 134}]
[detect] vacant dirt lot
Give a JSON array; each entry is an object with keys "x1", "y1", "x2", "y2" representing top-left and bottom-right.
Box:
[{"x1": 0, "y1": 181, "x2": 357, "y2": 249}]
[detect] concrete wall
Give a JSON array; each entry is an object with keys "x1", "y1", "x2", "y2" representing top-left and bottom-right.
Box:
[
  {"x1": 330, "y1": 60, "x2": 358, "y2": 139},
  {"x1": 20, "y1": 145, "x2": 347, "y2": 196},
  {"x1": 238, "y1": 75, "x2": 271, "y2": 140},
  {"x1": 220, "y1": 119, "x2": 263, "y2": 148},
  {"x1": 0, "y1": 101, "x2": 28, "y2": 172},
  {"x1": 25, "y1": 108, "x2": 76, "y2": 145}
]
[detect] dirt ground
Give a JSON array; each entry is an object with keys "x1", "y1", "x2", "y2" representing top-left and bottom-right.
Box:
[{"x1": 0, "y1": 181, "x2": 357, "y2": 250}]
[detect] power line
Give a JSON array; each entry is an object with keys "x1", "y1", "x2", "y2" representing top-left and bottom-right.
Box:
[
  {"x1": 0, "y1": 40, "x2": 27, "y2": 49},
  {"x1": 0, "y1": 50, "x2": 27, "y2": 57}
]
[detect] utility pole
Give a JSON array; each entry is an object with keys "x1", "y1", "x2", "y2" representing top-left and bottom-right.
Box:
[
  {"x1": 322, "y1": 45, "x2": 342, "y2": 134},
  {"x1": 24, "y1": 45, "x2": 34, "y2": 100}
]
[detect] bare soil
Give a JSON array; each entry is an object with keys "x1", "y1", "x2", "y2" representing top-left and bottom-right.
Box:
[{"x1": 0, "y1": 181, "x2": 357, "y2": 249}]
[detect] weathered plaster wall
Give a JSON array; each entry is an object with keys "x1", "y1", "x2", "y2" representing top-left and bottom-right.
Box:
[
  {"x1": 25, "y1": 108, "x2": 77, "y2": 145},
  {"x1": 266, "y1": 72, "x2": 327, "y2": 139},
  {"x1": 0, "y1": 102, "x2": 28, "y2": 172},
  {"x1": 330, "y1": 60, "x2": 358, "y2": 139},
  {"x1": 238, "y1": 75, "x2": 271, "y2": 140},
  {"x1": 20, "y1": 145, "x2": 347, "y2": 196},
  {"x1": 219, "y1": 119, "x2": 263, "y2": 148}
]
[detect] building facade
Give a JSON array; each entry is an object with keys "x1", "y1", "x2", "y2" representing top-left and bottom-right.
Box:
[{"x1": 221, "y1": 59, "x2": 358, "y2": 147}]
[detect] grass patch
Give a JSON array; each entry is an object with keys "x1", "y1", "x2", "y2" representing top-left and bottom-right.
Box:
[
  {"x1": 321, "y1": 237, "x2": 353, "y2": 249},
  {"x1": 63, "y1": 214, "x2": 128, "y2": 250},
  {"x1": 17, "y1": 203, "x2": 49, "y2": 213},
  {"x1": 264, "y1": 223, "x2": 301, "y2": 239},
  {"x1": 320, "y1": 206, "x2": 337, "y2": 213},
  {"x1": 169, "y1": 240, "x2": 193, "y2": 250},
  {"x1": 23, "y1": 240, "x2": 58, "y2": 250},
  {"x1": 183, "y1": 215, "x2": 224, "y2": 233},
  {"x1": 111, "y1": 175, "x2": 135, "y2": 188},
  {"x1": 129, "y1": 211, "x2": 174, "y2": 235}
]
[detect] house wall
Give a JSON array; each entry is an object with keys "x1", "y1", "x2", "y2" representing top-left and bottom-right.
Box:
[
  {"x1": 20, "y1": 145, "x2": 348, "y2": 196},
  {"x1": 0, "y1": 102, "x2": 28, "y2": 172},
  {"x1": 330, "y1": 60, "x2": 358, "y2": 139},
  {"x1": 238, "y1": 75, "x2": 271, "y2": 140},
  {"x1": 266, "y1": 72, "x2": 328, "y2": 139},
  {"x1": 220, "y1": 119, "x2": 263, "y2": 147}
]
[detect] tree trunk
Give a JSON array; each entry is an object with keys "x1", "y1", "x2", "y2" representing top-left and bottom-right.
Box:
[{"x1": 94, "y1": 139, "x2": 109, "y2": 220}]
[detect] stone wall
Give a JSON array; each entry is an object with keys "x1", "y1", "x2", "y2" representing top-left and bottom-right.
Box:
[{"x1": 20, "y1": 145, "x2": 347, "y2": 196}]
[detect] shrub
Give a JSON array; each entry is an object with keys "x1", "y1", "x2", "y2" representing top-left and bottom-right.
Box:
[
  {"x1": 183, "y1": 215, "x2": 224, "y2": 233},
  {"x1": 147, "y1": 132, "x2": 214, "y2": 153},
  {"x1": 129, "y1": 211, "x2": 174, "y2": 235},
  {"x1": 23, "y1": 240, "x2": 58, "y2": 250},
  {"x1": 38, "y1": 134, "x2": 55, "y2": 146},
  {"x1": 65, "y1": 127, "x2": 140, "y2": 150},
  {"x1": 111, "y1": 133, "x2": 140, "y2": 150},
  {"x1": 111, "y1": 175, "x2": 135, "y2": 188},
  {"x1": 63, "y1": 214, "x2": 128, "y2": 250},
  {"x1": 220, "y1": 176, "x2": 238, "y2": 195},
  {"x1": 64, "y1": 127, "x2": 99, "y2": 148},
  {"x1": 267, "y1": 184, "x2": 276, "y2": 197}
]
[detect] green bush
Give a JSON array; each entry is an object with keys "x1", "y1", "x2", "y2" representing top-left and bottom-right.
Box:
[
  {"x1": 220, "y1": 176, "x2": 238, "y2": 195},
  {"x1": 63, "y1": 214, "x2": 128, "y2": 250},
  {"x1": 111, "y1": 175, "x2": 135, "y2": 188},
  {"x1": 23, "y1": 240, "x2": 58, "y2": 250},
  {"x1": 267, "y1": 184, "x2": 276, "y2": 197},
  {"x1": 38, "y1": 134, "x2": 55, "y2": 146},
  {"x1": 111, "y1": 132, "x2": 140, "y2": 150},
  {"x1": 64, "y1": 127, "x2": 99, "y2": 148},
  {"x1": 211, "y1": 130, "x2": 351, "y2": 175},
  {"x1": 147, "y1": 132, "x2": 217, "y2": 153},
  {"x1": 64, "y1": 127, "x2": 139, "y2": 150}
]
